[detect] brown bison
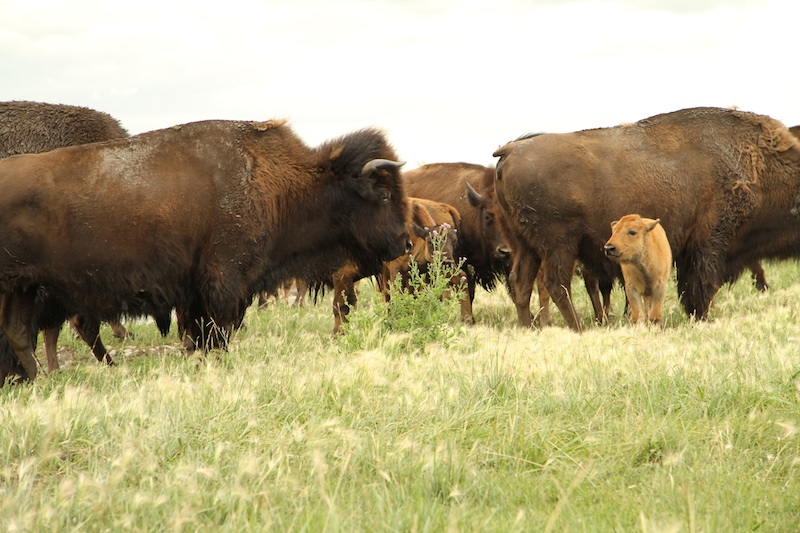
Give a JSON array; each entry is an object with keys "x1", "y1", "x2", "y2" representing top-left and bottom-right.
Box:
[
  {"x1": 0, "y1": 100, "x2": 174, "y2": 376},
  {"x1": 402, "y1": 163, "x2": 510, "y2": 323},
  {"x1": 379, "y1": 197, "x2": 467, "y2": 317},
  {"x1": 604, "y1": 215, "x2": 672, "y2": 324},
  {"x1": 330, "y1": 197, "x2": 463, "y2": 334},
  {"x1": 0, "y1": 118, "x2": 410, "y2": 382},
  {"x1": 493, "y1": 107, "x2": 800, "y2": 331}
]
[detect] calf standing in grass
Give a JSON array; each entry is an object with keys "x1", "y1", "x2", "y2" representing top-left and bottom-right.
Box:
[{"x1": 603, "y1": 215, "x2": 672, "y2": 324}]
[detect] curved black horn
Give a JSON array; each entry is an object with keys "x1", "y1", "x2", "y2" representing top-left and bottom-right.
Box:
[
  {"x1": 465, "y1": 180, "x2": 484, "y2": 207},
  {"x1": 360, "y1": 159, "x2": 406, "y2": 178}
]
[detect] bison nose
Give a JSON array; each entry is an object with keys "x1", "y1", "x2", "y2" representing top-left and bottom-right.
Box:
[
  {"x1": 495, "y1": 246, "x2": 511, "y2": 260},
  {"x1": 603, "y1": 244, "x2": 616, "y2": 256}
]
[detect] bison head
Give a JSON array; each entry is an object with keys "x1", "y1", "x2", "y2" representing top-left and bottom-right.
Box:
[
  {"x1": 321, "y1": 129, "x2": 411, "y2": 274},
  {"x1": 604, "y1": 215, "x2": 662, "y2": 264}
]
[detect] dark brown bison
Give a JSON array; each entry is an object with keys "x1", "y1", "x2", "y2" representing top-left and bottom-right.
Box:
[
  {"x1": 0, "y1": 100, "x2": 167, "y2": 377},
  {"x1": 0, "y1": 100, "x2": 129, "y2": 158},
  {"x1": 402, "y1": 163, "x2": 510, "y2": 323},
  {"x1": 0, "y1": 118, "x2": 410, "y2": 382},
  {"x1": 493, "y1": 107, "x2": 800, "y2": 331}
]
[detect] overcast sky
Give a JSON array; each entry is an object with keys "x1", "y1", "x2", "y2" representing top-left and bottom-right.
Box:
[{"x1": 2, "y1": 0, "x2": 798, "y2": 168}]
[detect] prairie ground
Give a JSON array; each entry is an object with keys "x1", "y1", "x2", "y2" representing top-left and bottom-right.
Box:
[{"x1": 1, "y1": 261, "x2": 799, "y2": 532}]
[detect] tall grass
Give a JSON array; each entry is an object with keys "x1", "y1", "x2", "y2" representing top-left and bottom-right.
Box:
[{"x1": 1, "y1": 261, "x2": 799, "y2": 531}]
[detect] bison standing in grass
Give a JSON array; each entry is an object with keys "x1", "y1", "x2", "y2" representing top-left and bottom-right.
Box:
[
  {"x1": 0, "y1": 118, "x2": 410, "y2": 383},
  {"x1": 0, "y1": 100, "x2": 171, "y2": 377},
  {"x1": 402, "y1": 163, "x2": 510, "y2": 324},
  {"x1": 604, "y1": 215, "x2": 672, "y2": 324},
  {"x1": 493, "y1": 107, "x2": 800, "y2": 331}
]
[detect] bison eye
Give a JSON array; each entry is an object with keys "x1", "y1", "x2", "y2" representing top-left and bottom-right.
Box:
[
  {"x1": 380, "y1": 191, "x2": 391, "y2": 203},
  {"x1": 628, "y1": 230, "x2": 637, "y2": 236}
]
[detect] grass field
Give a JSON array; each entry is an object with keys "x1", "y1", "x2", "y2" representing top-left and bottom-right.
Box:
[{"x1": 1, "y1": 260, "x2": 799, "y2": 532}]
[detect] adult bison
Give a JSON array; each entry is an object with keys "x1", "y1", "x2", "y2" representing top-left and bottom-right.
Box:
[
  {"x1": 0, "y1": 100, "x2": 143, "y2": 376},
  {"x1": 0, "y1": 118, "x2": 410, "y2": 382},
  {"x1": 402, "y1": 163, "x2": 510, "y2": 323},
  {"x1": 493, "y1": 107, "x2": 800, "y2": 331}
]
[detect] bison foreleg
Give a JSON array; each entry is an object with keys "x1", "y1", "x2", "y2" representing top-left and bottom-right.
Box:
[
  {"x1": 0, "y1": 290, "x2": 40, "y2": 381},
  {"x1": 43, "y1": 324, "x2": 62, "y2": 371},
  {"x1": 70, "y1": 315, "x2": 114, "y2": 366}
]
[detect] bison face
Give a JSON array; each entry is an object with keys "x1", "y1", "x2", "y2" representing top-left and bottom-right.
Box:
[
  {"x1": 466, "y1": 181, "x2": 511, "y2": 263},
  {"x1": 604, "y1": 215, "x2": 660, "y2": 264},
  {"x1": 344, "y1": 159, "x2": 411, "y2": 269}
]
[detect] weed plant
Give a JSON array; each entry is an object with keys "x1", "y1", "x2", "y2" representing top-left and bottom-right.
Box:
[{"x1": 342, "y1": 228, "x2": 467, "y2": 354}]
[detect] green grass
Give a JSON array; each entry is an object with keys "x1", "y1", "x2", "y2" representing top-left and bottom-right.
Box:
[{"x1": 1, "y1": 261, "x2": 800, "y2": 531}]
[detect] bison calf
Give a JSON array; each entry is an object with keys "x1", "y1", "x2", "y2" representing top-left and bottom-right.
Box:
[{"x1": 603, "y1": 215, "x2": 672, "y2": 324}]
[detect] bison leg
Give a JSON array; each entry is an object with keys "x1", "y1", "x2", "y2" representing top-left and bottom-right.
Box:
[
  {"x1": 542, "y1": 254, "x2": 583, "y2": 332},
  {"x1": 599, "y1": 275, "x2": 614, "y2": 319},
  {"x1": 454, "y1": 271, "x2": 474, "y2": 325},
  {"x1": 749, "y1": 261, "x2": 768, "y2": 292},
  {"x1": 332, "y1": 270, "x2": 358, "y2": 334},
  {"x1": 626, "y1": 287, "x2": 645, "y2": 323},
  {"x1": 70, "y1": 315, "x2": 114, "y2": 366},
  {"x1": 293, "y1": 279, "x2": 308, "y2": 307},
  {"x1": 43, "y1": 324, "x2": 62, "y2": 371},
  {"x1": 507, "y1": 249, "x2": 540, "y2": 328},
  {"x1": 580, "y1": 266, "x2": 606, "y2": 325},
  {"x1": 534, "y1": 269, "x2": 551, "y2": 327},
  {"x1": 646, "y1": 286, "x2": 666, "y2": 325},
  {"x1": 109, "y1": 320, "x2": 129, "y2": 339},
  {"x1": 0, "y1": 290, "x2": 39, "y2": 381}
]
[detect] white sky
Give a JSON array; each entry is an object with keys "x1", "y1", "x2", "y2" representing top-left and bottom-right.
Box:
[{"x1": 1, "y1": 0, "x2": 798, "y2": 168}]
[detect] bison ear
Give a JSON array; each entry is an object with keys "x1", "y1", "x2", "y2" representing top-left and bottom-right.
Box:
[
  {"x1": 646, "y1": 218, "x2": 661, "y2": 233},
  {"x1": 353, "y1": 159, "x2": 405, "y2": 200},
  {"x1": 610, "y1": 220, "x2": 619, "y2": 229},
  {"x1": 465, "y1": 181, "x2": 483, "y2": 207},
  {"x1": 448, "y1": 205, "x2": 462, "y2": 229},
  {"x1": 412, "y1": 223, "x2": 428, "y2": 239}
]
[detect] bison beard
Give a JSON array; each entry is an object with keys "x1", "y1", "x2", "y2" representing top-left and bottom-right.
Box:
[
  {"x1": 493, "y1": 107, "x2": 800, "y2": 330},
  {"x1": 0, "y1": 118, "x2": 409, "y2": 382}
]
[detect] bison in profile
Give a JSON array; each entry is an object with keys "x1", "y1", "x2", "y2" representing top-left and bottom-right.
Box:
[
  {"x1": 402, "y1": 163, "x2": 510, "y2": 323},
  {"x1": 493, "y1": 107, "x2": 800, "y2": 330},
  {"x1": 0, "y1": 118, "x2": 410, "y2": 382}
]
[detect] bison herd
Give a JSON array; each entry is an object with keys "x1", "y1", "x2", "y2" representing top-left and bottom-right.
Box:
[{"x1": 1, "y1": 100, "x2": 799, "y2": 384}]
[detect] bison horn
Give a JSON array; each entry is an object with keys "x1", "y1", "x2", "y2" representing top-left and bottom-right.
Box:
[
  {"x1": 360, "y1": 159, "x2": 406, "y2": 178},
  {"x1": 465, "y1": 181, "x2": 483, "y2": 207}
]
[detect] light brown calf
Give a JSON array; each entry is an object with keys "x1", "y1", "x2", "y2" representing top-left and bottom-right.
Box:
[{"x1": 603, "y1": 214, "x2": 672, "y2": 324}]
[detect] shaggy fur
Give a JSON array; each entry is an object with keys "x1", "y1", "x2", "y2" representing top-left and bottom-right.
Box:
[
  {"x1": 0, "y1": 118, "x2": 410, "y2": 381},
  {"x1": 0, "y1": 100, "x2": 128, "y2": 157},
  {"x1": 493, "y1": 106, "x2": 800, "y2": 331},
  {"x1": 0, "y1": 101, "x2": 133, "y2": 383}
]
